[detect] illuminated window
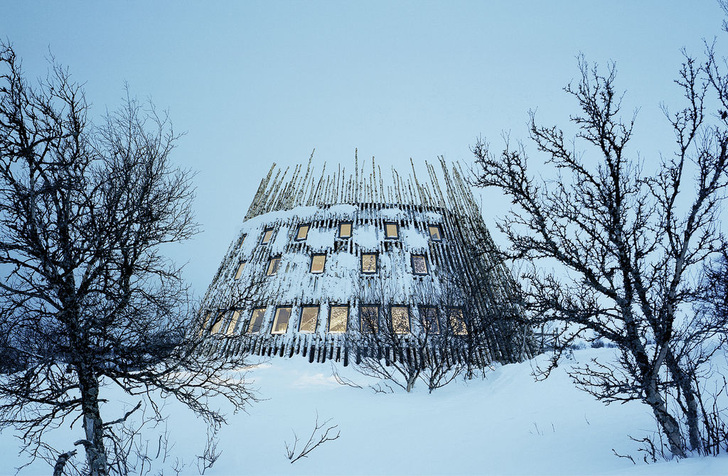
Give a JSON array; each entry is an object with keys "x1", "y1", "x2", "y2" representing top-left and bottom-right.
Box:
[
  {"x1": 299, "y1": 306, "x2": 319, "y2": 333},
  {"x1": 261, "y1": 228, "x2": 274, "y2": 244},
  {"x1": 339, "y1": 222, "x2": 352, "y2": 238},
  {"x1": 411, "y1": 254, "x2": 429, "y2": 275},
  {"x1": 266, "y1": 257, "x2": 281, "y2": 276},
  {"x1": 210, "y1": 311, "x2": 225, "y2": 334},
  {"x1": 226, "y1": 310, "x2": 241, "y2": 335},
  {"x1": 361, "y1": 253, "x2": 378, "y2": 274},
  {"x1": 384, "y1": 222, "x2": 399, "y2": 239},
  {"x1": 271, "y1": 306, "x2": 292, "y2": 334},
  {"x1": 247, "y1": 308, "x2": 266, "y2": 334},
  {"x1": 391, "y1": 306, "x2": 410, "y2": 334},
  {"x1": 329, "y1": 305, "x2": 348, "y2": 333},
  {"x1": 360, "y1": 305, "x2": 379, "y2": 333},
  {"x1": 428, "y1": 225, "x2": 442, "y2": 241},
  {"x1": 419, "y1": 306, "x2": 440, "y2": 334},
  {"x1": 234, "y1": 261, "x2": 246, "y2": 280},
  {"x1": 448, "y1": 307, "x2": 468, "y2": 335},
  {"x1": 295, "y1": 224, "x2": 309, "y2": 241},
  {"x1": 310, "y1": 254, "x2": 326, "y2": 273}
]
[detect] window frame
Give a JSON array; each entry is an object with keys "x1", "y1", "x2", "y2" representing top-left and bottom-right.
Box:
[
  {"x1": 384, "y1": 222, "x2": 399, "y2": 240},
  {"x1": 226, "y1": 310, "x2": 242, "y2": 335},
  {"x1": 328, "y1": 304, "x2": 349, "y2": 333},
  {"x1": 390, "y1": 305, "x2": 411, "y2": 334},
  {"x1": 298, "y1": 305, "x2": 319, "y2": 333},
  {"x1": 339, "y1": 222, "x2": 352, "y2": 239},
  {"x1": 361, "y1": 252, "x2": 378, "y2": 274},
  {"x1": 261, "y1": 227, "x2": 274, "y2": 245},
  {"x1": 271, "y1": 306, "x2": 293, "y2": 335},
  {"x1": 411, "y1": 254, "x2": 429, "y2": 275},
  {"x1": 310, "y1": 253, "x2": 326, "y2": 274},
  {"x1": 247, "y1": 307, "x2": 267, "y2": 334},
  {"x1": 295, "y1": 224, "x2": 310, "y2": 242},
  {"x1": 266, "y1": 256, "x2": 281, "y2": 276},
  {"x1": 234, "y1": 261, "x2": 247, "y2": 280},
  {"x1": 359, "y1": 304, "x2": 380, "y2": 333},
  {"x1": 210, "y1": 310, "x2": 226, "y2": 334},
  {"x1": 428, "y1": 224, "x2": 442, "y2": 241}
]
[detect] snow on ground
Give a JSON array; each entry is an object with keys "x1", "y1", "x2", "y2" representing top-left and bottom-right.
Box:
[{"x1": 2, "y1": 348, "x2": 728, "y2": 475}]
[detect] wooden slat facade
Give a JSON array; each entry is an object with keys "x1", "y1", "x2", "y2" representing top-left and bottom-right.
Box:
[{"x1": 197, "y1": 156, "x2": 534, "y2": 367}]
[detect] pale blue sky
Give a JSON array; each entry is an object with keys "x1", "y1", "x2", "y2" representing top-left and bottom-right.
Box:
[{"x1": 2, "y1": 1, "x2": 723, "y2": 296}]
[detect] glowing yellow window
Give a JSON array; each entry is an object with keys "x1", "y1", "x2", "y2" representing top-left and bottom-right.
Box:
[
  {"x1": 299, "y1": 306, "x2": 319, "y2": 333},
  {"x1": 247, "y1": 308, "x2": 266, "y2": 334},
  {"x1": 385, "y1": 222, "x2": 399, "y2": 239},
  {"x1": 361, "y1": 253, "x2": 377, "y2": 274},
  {"x1": 391, "y1": 306, "x2": 410, "y2": 334},
  {"x1": 271, "y1": 307, "x2": 292, "y2": 334},
  {"x1": 210, "y1": 311, "x2": 225, "y2": 334},
  {"x1": 360, "y1": 305, "x2": 379, "y2": 333},
  {"x1": 226, "y1": 310, "x2": 241, "y2": 335},
  {"x1": 428, "y1": 225, "x2": 442, "y2": 241},
  {"x1": 339, "y1": 222, "x2": 352, "y2": 238},
  {"x1": 329, "y1": 305, "x2": 348, "y2": 333},
  {"x1": 310, "y1": 254, "x2": 326, "y2": 274},
  {"x1": 296, "y1": 225, "x2": 309, "y2": 241},
  {"x1": 266, "y1": 257, "x2": 281, "y2": 276},
  {"x1": 411, "y1": 254, "x2": 429, "y2": 275},
  {"x1": 261, "y1": 228, "x2": 274, "y2": 244},
  {"x1": 448, "y1": 308, "x2": 468, "y2": 335},
  {"x1": 420, "y1": 306, "x2": 440, "y2": 334},
  {"x1": 234, "y1": 261, "x2": 246, "y2": 280}
]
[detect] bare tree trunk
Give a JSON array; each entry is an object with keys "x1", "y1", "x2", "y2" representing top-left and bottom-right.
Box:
[
  {"x1": 665, "y1": 351, "x2": 702, "y2": 452},
  {"x1": 406, "y1": 374, "x2": 417, "y2": 393},
  {"x1": 78, "y1": 368, "x2": 108, "y2": 476},
  {"x1": 643, "y1": 372, "x2": 686, "y2": 458},
  {"x1": 633, "y1": 340, "x2": 687, "y2": 457}
]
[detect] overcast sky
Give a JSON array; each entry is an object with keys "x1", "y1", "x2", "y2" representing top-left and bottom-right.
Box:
[{"x1": 2, "y1": 1, "x2": 724, "y2": 297}]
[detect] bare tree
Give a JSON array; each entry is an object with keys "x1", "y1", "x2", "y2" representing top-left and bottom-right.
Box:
[
  {"x1": 471, "y1": 50, "x2": 728, "y2": 458},
  {"x1": 284, "y1": 413, "x2": 340, "y2": 464},
  {"x1": 353, "y1": 301, "x2": 470, "y2": 393},
  {"x1": 353, "y1": 305, "x2": 423, "y2": 393},
  {"x1": 0, "y1": 42, "x2": 255, "y2": 475}
]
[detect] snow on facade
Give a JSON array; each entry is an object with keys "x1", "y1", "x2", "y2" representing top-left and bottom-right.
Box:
[{"x1": 198, "y1": 155, "x2": 531, "y2": 366}]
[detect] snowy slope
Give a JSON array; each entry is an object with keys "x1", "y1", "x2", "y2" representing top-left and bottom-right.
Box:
[{"x1": 2, "y1": 348, "x2": 728, "y2": 475}]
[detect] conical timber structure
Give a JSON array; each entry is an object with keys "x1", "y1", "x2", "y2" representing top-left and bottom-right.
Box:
[{"x1": 198, "y1": 154, "x2": 531, "y2": 366}]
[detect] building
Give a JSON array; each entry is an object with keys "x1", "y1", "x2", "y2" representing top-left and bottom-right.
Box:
[{"x1": 198, "y1": 155, "x2": 531, "y2": 367}]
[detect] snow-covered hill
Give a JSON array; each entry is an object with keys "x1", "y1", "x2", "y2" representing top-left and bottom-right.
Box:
[{"x1": 2, "y1": 348, "x2": 727, "y2": 475}]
